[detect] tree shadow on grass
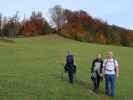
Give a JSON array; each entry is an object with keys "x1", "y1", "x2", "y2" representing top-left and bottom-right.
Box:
[{"x1": 0, "y1": 38, "x2": 15, "y2": 43}]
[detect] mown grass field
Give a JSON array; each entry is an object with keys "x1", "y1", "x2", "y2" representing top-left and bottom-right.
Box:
[{"x1": 0, "y1": 34, "x2": 133, "y2": 100}]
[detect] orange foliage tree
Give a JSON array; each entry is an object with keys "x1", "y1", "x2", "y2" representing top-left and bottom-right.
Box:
[{"x1": 22, "y1": 11, "x2": 45, "y2": 36}]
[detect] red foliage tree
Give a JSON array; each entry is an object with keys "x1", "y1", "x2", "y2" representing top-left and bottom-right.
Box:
[{"x1": 22, "y1": 11, "x2": 45, "y2": 36}]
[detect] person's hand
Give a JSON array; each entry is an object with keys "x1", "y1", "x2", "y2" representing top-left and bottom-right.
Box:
[
  {"x1": 65, "y1": 70, "x2": 67, "y2": 73},
  {"x1": 100, "y1": 73, "x2": 103, "y2": 77},
  {"x1": 116, "y1": 74, "x2": 119, "y2": 79}
]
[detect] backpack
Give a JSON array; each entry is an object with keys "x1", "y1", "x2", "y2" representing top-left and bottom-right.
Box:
[{"x1": 104, "y1": 58, "x2": 116, "y2": 72}]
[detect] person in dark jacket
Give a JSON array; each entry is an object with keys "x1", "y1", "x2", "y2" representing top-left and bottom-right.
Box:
[
  {"x1": 91, "y1": 54, "x2": 103, "y2": 93},
  {"x1": 65, "y1": 50, "x2": 76, "y2": 84}
]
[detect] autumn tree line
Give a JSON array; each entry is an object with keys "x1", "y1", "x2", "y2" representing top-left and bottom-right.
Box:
[{"x1": 0, "y1": 5, "x2": 133, "y2": 47}]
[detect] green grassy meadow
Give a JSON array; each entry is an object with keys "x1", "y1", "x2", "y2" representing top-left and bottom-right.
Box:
[{"x1": 0, "y1": 34, "x2": 133, "y2": 100}]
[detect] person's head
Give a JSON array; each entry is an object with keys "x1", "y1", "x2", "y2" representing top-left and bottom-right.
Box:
[
  {"x1": 97, "y1": 53, "x2": 102, "y2": 59},
  {"x1": 68, "y1": 49, "x2": 72, "y2": 55},
  {"x1": 107, "y1": 51, "x2": 113, "y2": 59}
]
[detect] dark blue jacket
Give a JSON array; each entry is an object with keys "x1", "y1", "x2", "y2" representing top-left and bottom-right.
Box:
[
  {"x1": 65, "y1": 55, "x2": 76, "y2": 73},
  {"x1": 66, "y1": 55, "x2": 74, "y2": 65}
]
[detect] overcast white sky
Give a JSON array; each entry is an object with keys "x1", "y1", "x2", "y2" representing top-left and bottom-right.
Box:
[{"x1": 0, "y1": 0, "x2": 133, "y2": 29}]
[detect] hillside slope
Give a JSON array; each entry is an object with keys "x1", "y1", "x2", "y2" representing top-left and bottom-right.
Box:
[{"x1": 0, "y1": 35, "x2": 133, "y2": 100}]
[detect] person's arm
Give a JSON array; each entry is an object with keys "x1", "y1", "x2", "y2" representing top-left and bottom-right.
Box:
[
  {"x1": 66, "y1": 55, "x2": 68, "y2": 64},
  {"x1": 64, "y1": 64, "x2": 68, "y2": 73},
  {"x1": 72, "y1": 55, "x2": 74, "y2": 64},
  {"x1": 116, "y1": 66, "x2": 119, "y2": 78},
  {"x1": 102, "y1": 59, "x2": 106, "y2": 75},
  {"x1": 91, "y1": 60, "x2": 95, "y2": 73},
  {"x1": 100, "y1": 60, "x2": 103, "y2": 73},
  {"x1": 74, "y1": 65, "x2": 76, "y2": 74},
  {"x1": 115, "y1": 60, "x2": 119, "y2": 78}
]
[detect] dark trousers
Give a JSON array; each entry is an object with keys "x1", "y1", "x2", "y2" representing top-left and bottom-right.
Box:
[
  {"x1": 92, "y1": 76, "x2": 101, "y2": 91},
  {"x1": 68, "y1": 72, "x2": 74, "y2": 84}
]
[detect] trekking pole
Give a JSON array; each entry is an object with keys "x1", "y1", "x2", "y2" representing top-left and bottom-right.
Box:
[
  {"x1": 61, "y1": 71, "x2": 64, "y2": 80},
  {"x1": 61, "y1": 63, "x2": 65, "y2": 80},
  {"x1": 74, "y1": 65, "x2": 77, "y2": 83},
  {"x1": 74, "y1": 74, "x2": 77, "y2": 83}
]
